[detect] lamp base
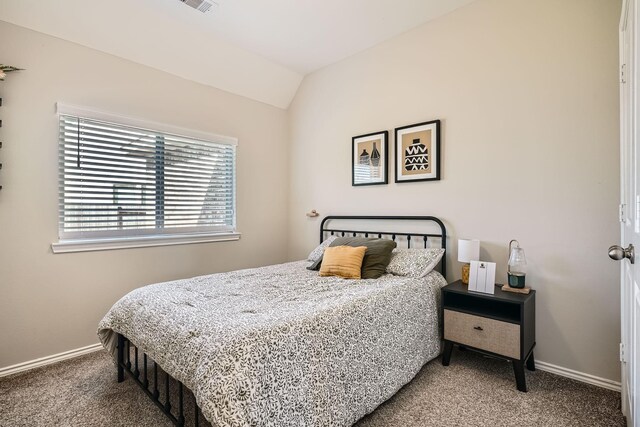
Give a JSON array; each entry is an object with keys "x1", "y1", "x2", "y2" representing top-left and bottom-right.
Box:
[
  {"x1": 508, "y1": 272, "x2": 526, "y2": 288},
  {"x1": 461, "y1": 263, "x2": 470, "y2": 284}
]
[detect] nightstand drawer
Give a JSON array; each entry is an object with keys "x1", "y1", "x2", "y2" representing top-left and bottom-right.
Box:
[{"x1": 444, "y1": 309, "x2": 520, "y2": 359}]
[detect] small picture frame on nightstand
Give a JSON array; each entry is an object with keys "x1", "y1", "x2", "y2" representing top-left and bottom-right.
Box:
[{"x1": 468, "y1": 261, "x2": 496, "y2": 294}]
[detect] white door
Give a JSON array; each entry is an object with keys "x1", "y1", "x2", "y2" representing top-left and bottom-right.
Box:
[{"x1": 617, "y1": 1, "x2": 640, "y2": 425}]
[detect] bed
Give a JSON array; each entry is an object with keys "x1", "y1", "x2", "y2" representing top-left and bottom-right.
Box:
[{"x1": 98, "y1": 215, "x2": 447, "y2": 427}]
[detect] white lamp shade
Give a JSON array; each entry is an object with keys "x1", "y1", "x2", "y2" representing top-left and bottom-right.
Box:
[{"x1": 458, "y1": 239, "x2": 480, "y2": 263}]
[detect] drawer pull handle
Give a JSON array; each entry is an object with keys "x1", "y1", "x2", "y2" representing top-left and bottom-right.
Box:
[{"x1": 473, "y1": 326, "x2": 484, "y2": 331}]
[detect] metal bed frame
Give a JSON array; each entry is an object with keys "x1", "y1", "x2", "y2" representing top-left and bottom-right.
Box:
[
  {"x1": 116, "y1": 334, "x2": 199, "y2": 426},
  {"x1": 115, "y1": 215, "x2": 447, "y2": 426},
  {"x1": 320, "y1": 215, "x2": 447, "y2": 277}
]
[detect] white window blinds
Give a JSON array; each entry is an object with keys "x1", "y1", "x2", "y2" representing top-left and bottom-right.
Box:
[{"x1": 58, "y1": 113, "x2": 236, "y2": 241}]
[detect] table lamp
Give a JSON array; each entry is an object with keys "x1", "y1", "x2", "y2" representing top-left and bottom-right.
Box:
[
  {"x1": 458, "y1": 239, "x2": 480, "y2": 284},
  {"x1": 508, "y1": 239, "x2": 527, "y2": 288}
]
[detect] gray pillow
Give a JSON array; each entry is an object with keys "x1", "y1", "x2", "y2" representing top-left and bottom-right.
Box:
[
  {"x1": 386, "y1": 248, "x2": 445, "y2": 277},
  {"x1": 307, "y1": 235, "x2": 338, "y2": 262}
]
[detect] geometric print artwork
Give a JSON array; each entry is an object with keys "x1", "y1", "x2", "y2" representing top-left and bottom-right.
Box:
[
  {"x1": 404, "y1": 138, "x2": 429, "y2": 171},
  {"x1": 359, "y1": 143, "x2": 382, "y2": 178},
  {"x1": 352, "y1": 131, "x2": 388, "y2": 186},
  {"x1": 395, "y1": 120, "x2": 441, "y2": 183},
  {"x1": 401, "y1": 130, "x2": 431, "y2": 175}
]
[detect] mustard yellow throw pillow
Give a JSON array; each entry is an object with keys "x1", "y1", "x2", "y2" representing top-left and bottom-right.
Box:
[{"x1": 319, "y1": 245, "x2": 367, "y2": 279}]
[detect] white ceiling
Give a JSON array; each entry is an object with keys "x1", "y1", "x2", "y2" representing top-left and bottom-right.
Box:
[
  {"x1": 0, "y1": 0, "x2": 474, "y2": 108},
  {"x1": 209, "y1": 0, "x2": 475, "y2": 74}
]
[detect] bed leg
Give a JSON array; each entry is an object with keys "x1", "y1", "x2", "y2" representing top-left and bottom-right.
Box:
[
  {"x1": 117, "y1": 334, "x2": 125, "y2": 383},
  {"x1": 178, "y1": 382, "x2": 185, "y2": 426},
  {"x1": 153, "y1": 362, "x2": 160, "y2": 399},
  {"x1": 164, "y1": 372, "x2": 171, "y2": 413}
]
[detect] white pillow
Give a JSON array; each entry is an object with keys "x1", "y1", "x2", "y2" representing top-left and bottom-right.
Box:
[
  {"x1": 307, "y1": 235, "x2": 338, "y2": 262},
  {"x1": 386, "y1": 248, "x2": 445, "y2": 278}
]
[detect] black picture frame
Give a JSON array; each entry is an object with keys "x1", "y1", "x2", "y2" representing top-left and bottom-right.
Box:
[
  {"x1": 352, "y1": 130, "x2": 389, "y2": 186},
  {"x1": 394, "y1": 120, "x2": 441, "y2": 183}
]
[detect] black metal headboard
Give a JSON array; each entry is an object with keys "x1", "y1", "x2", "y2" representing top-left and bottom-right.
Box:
[{"x1": 320, "y1": 215, "x2": 447, "y2": 277}]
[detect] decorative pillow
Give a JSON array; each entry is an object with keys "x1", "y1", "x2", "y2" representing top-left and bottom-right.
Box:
[
  {"x1": 386, "y1": 248, "x2": 445, "y2": 278},
  {"x1": 327, "y1": 237, "x2": 397, "y2": 279},
  {"x1": 319, "y1": 246, "x2": 368, "y2": 279},
  {"x1": 307, "y1": 235, "x2": 338, "y2": 262}
]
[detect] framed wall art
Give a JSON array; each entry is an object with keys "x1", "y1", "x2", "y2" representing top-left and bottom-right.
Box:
[
  {"x1": 352, "y1": 130, "x2": 388, "y2": 186},
  {"x1": 394, "y1": 120, "x2": 440, "y2": 183}
]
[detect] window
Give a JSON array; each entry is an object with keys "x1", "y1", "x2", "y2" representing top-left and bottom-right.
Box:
[{"x1": 52, "y1": 104, "x2": 238, "y2": 253}]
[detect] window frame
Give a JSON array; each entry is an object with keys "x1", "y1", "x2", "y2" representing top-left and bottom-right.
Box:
[{"x1": 52, "y1": 103, "x2": 240, "y2": 254}]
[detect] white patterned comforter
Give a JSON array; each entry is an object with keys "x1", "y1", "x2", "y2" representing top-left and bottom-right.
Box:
[{"x1": 98, "y1": 261, "x2": 447, "y2": 427}]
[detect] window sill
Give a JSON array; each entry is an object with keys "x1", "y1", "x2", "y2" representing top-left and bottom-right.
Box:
[{"x1": 51, "y1": 232, "x2": 241, "y2": 254}]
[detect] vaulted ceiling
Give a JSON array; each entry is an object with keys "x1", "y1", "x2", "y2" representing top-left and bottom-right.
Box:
[{"x1": 0, "y1": 0, "x2": 475, "y2": 108}]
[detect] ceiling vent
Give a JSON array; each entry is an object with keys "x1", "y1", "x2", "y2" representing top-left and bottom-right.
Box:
[{"x1": 180, "y1": 0, "x2": 215, "y2": 13}]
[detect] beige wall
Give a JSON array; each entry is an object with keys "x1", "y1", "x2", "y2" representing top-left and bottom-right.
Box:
[
  {"x1": 288, "y1": 0, "x2": 622, "y2": 381},
  {"x1": 0, "y1": 21, "x2": 290, "y2": 368}
]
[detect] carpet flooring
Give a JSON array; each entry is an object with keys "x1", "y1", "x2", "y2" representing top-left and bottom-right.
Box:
[{"x1": 0, "y1": 348, "x2": 624, "y2": 427}]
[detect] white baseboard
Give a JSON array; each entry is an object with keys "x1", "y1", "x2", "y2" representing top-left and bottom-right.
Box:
[
  {"x1": 0, "y1": 343, "x2": 103, "y2": 378},
  {"x1": 536, "y1": 360, "x2": 621, "y2": 392}
]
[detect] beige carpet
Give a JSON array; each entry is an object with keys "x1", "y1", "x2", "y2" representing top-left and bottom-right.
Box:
[{"x1": 0, "y1": 348, "x2": 624, "y2": 427}]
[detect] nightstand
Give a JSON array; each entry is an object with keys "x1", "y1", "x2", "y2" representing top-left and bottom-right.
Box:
[{"x1": 441, "y1": 280, "x2": 536, "y2": 392}]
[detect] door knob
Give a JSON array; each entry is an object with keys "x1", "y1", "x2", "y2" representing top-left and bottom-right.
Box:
[{"x1": 609, "y1": 244, "x2": 635, "y2": 264}]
